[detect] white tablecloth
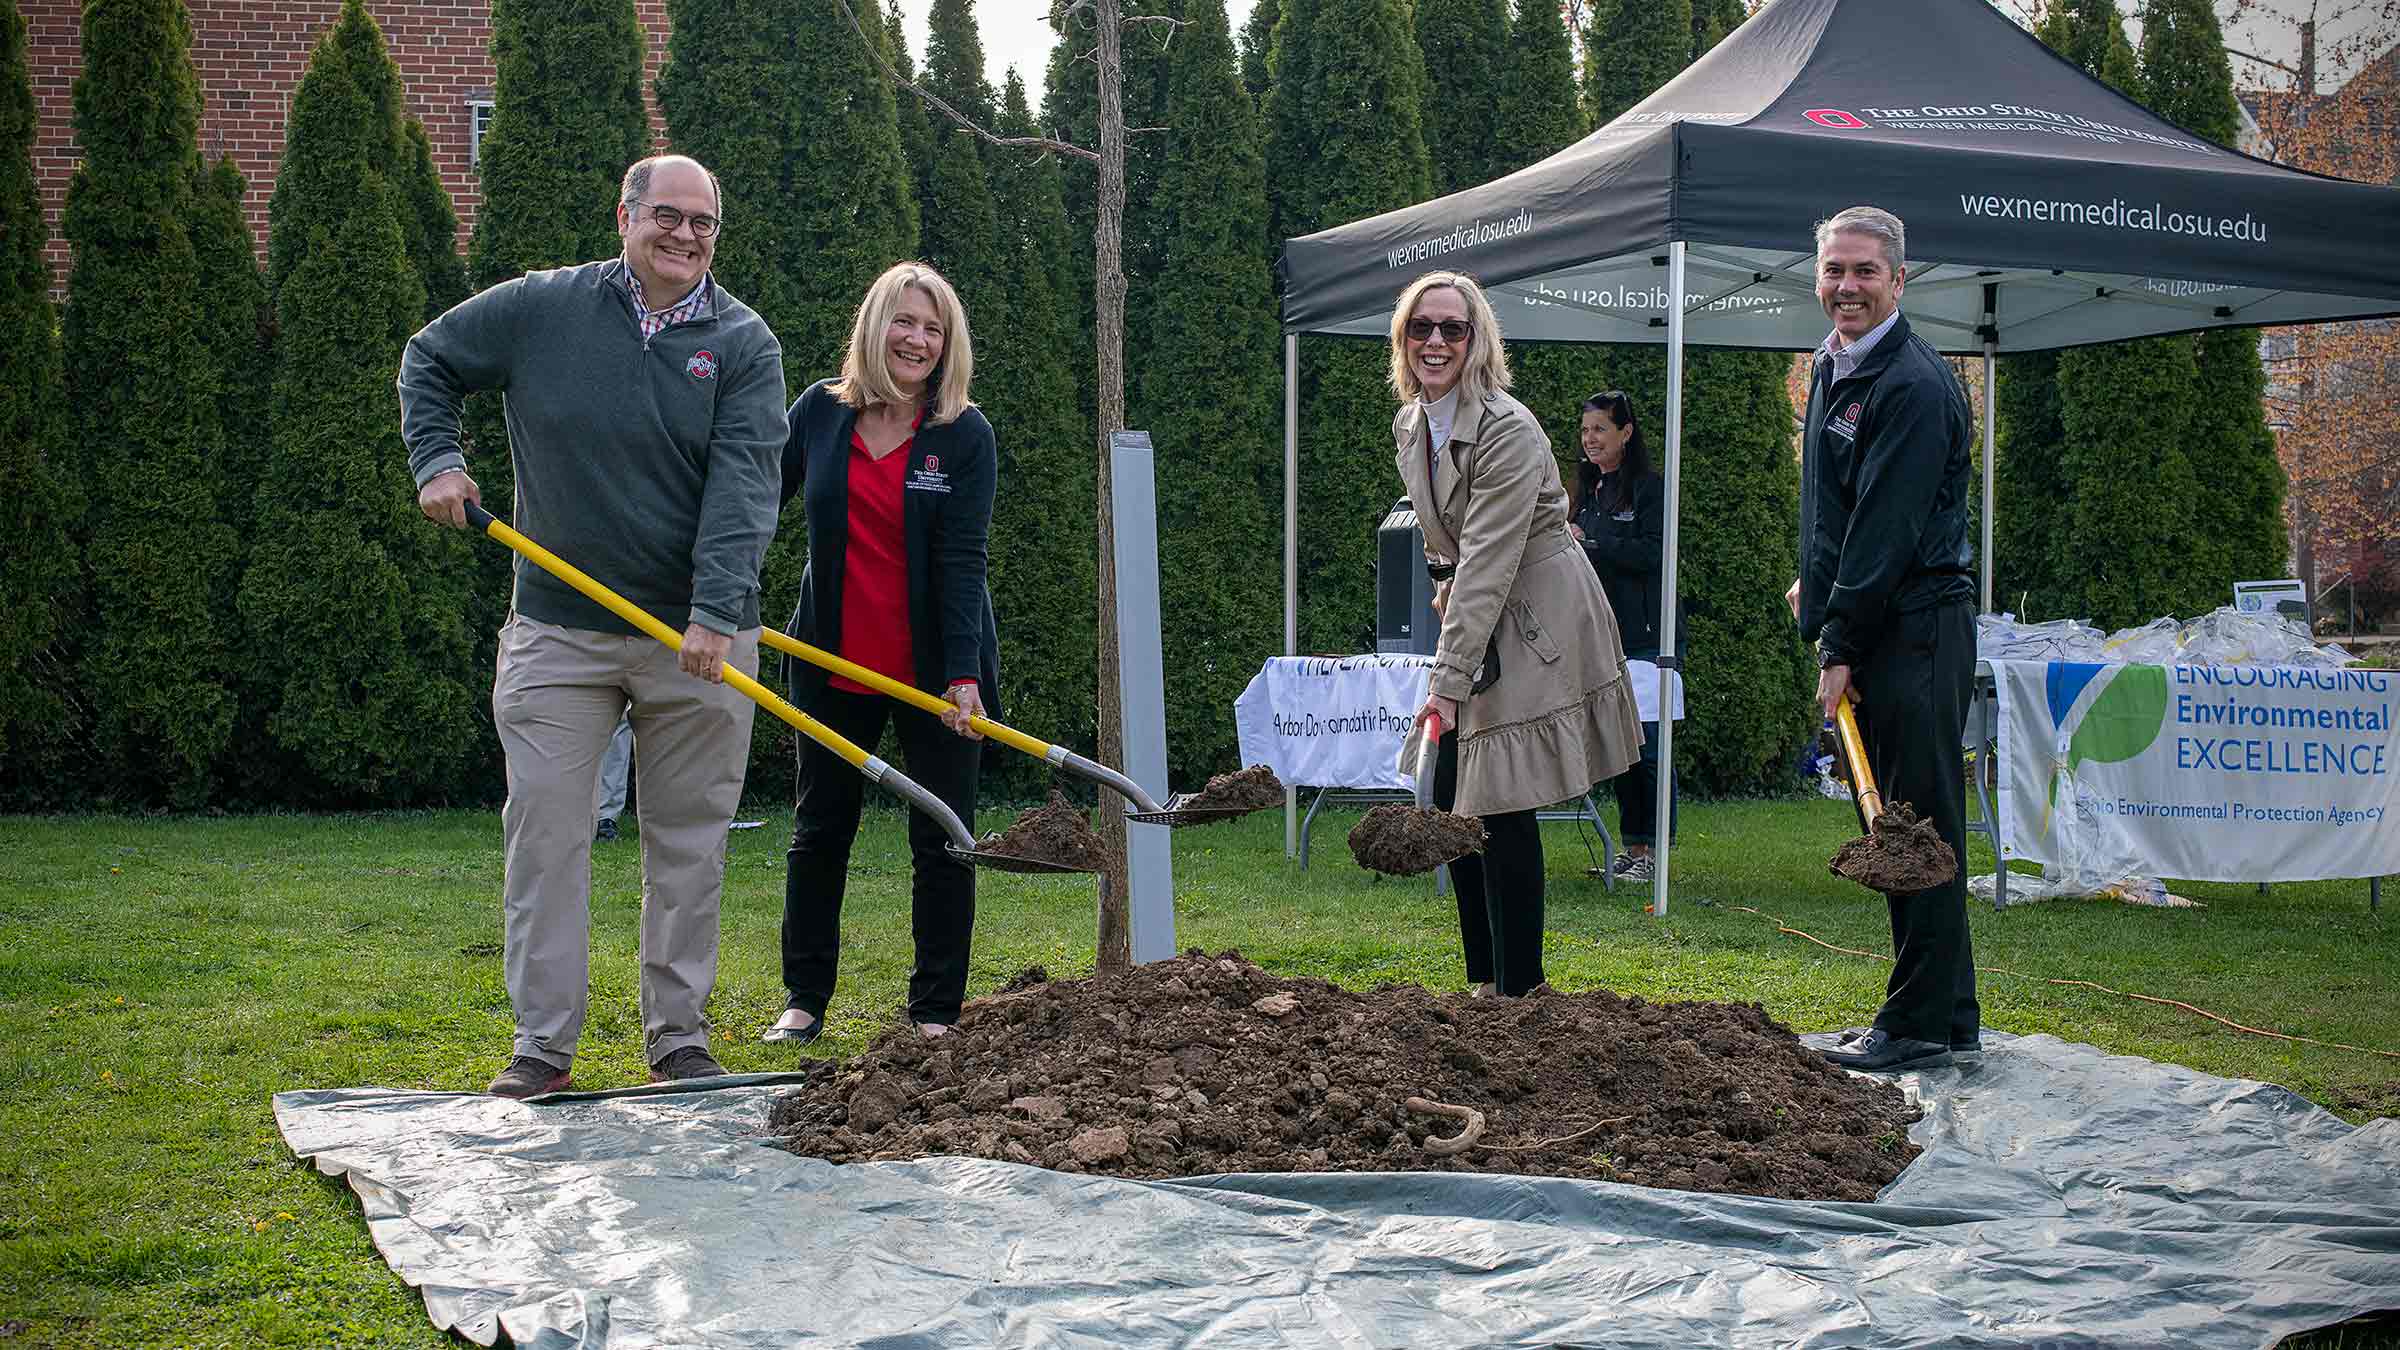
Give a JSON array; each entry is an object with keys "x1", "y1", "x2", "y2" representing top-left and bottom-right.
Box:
[
  {"x1": 1235, "y1": 654, "x2": 1682, "y2": 791},
  {"x1": 1986, "y1": 658, "x2": 2399, "y2": 882}
]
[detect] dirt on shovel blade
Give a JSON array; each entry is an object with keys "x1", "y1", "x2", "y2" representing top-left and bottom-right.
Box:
[
  {"x1": 1176, "y1": 763, "x2": 1286, "y2": 813},
  {"x1": 764, "y1": 951, "x2": 1924, "y2": 1201},
  {"x1": 977, "y1": 790, "x2": 1111, "y2": 870},
  {"x1": 1348, "y1": 803, "x2": 1487, "y2": 877},
  {"x1": 1829, "y1": 801, "x2": 1959, "y2": 893}
]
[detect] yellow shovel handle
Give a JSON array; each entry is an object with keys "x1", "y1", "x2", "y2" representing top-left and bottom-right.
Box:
[
  {"x1": 1833, "y1": 691, "x2": 1885, "y2": 829},
  {"x1": 464, "y1": 504, "x2": 872, "y2": 773},
  {"x1": 756, "y1": 627, "x2": 1056, "y2": 762}
]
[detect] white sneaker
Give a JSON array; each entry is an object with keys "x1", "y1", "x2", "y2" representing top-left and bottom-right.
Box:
[{"x1": 1614, "y1": 853, "x2": 1656, "y2": 883}]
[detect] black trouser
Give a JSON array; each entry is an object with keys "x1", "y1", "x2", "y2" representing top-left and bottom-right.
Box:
[
  {"x1": 783, "y1": 687, "x2": 980, "y2": 1025},
  {"x1": 1611, "y1": 718, "x2": 1678, "y2": 848},
  {"x1": 1434, "y1": 732, "x2": 1545, "y2": 996},
  {"x1": 1853, "y1": 599, "x2": 1978, "y2": 1046}
]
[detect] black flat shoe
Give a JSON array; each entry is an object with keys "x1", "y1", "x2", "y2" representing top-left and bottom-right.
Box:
[
  {"x1": 761, "y1": 1017, "x2": 822, "y2": 1045},
  {"x1": 1820, "y1": 1028, "x2": 1952, "y2": 1072}
]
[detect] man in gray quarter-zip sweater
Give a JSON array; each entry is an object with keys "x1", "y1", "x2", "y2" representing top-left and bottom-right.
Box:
[{"x1": 400, "y1": 154, "x2": 787, "y2": 1100}]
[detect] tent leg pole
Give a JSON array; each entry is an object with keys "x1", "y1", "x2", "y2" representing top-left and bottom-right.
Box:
[
  {"x1": 1284, "y1": 332, "x2": 1299, "y2": 859},
  {"x1": 1653, "y1": 242, "x2": 1688, "y2": 920}
]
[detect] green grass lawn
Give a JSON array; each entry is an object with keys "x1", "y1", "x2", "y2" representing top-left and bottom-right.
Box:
[{"x1": 1, "y1": 796, "x2": 2394, "y2": 1347}]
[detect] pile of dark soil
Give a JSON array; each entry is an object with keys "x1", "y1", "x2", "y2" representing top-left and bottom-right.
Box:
[
  {"x1": 1175, "y1": 763, "x2": 1285, "y2": 813},
  {"x1": 977, "y1": 791, "x2": 1110, "y2": 870},
  {"x1": 1348, "y1": 802, "x2": 1486, "y2": 876},
  {"x1": 766, "y1": 952, "x2": 1924, "y2": 1203},
  {"x1": 1830, "y1": 802, "x2": 1959, "y2": 893}
]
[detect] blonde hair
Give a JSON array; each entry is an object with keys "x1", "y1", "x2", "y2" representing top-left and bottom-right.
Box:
[
  {"x1": 1388, "y1": 271, "x2": 1513, "y2": 405},
  {"x1": 832, "y1": 262, "x2": 974, "y2": 424}
]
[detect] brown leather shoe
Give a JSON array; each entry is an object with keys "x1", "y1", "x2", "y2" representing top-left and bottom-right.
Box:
[
  {"x1": 488, "y1": 1056, "x2": 571, "y2": 1099},
  {"x1": 648, "y1": 1045, "x2": 727, "y2": 1084}
]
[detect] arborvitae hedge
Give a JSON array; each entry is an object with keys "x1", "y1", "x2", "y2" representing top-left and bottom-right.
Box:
[
  {"x1": 0, "y1": 0, "x2": 79, "y2": 801},
  {"x1": 1267, "y1": 0, "x2": 1434, "y2": 654},
  {"x1": 60, "y1": 0, "x2": 236, "y2": 807},
  {"x1": 1132, "y1": 0, "x2": 1281, "y2": 783},
  {"x1": 1413, "y1": 0, "x2": 1508, "y2": 193},
  {"x1": 660, "y1": 0, "x2": 918, "y2": 796},
  {"x1": 982, "y1": 72, "x2": 1097, "y2": 787},
  {"x1": 1582, "y1": 0, "x2": 1690, "y2": 126},
  {"x1": 400, "y1": 118, "x2": 468, "y2": 322},
  {"x1": 1239, "y1": 0, "x2": 1278, "y2": 104},
  {"x1": 460, "y1": 0, "x2": 651, "y2": 775},
  {"x1": 2142, "y1": 0, "x2": 2287, "y2": 594},
  {"x1": 2017, "y1": 0, "x2": 2205, "y2": 629},
  {"x1": 1993, "y1": 349, "x2": 2070, "y2": 616},
  {"x1": 239, "y1": 0, "x2": 481, "y2": 804}
]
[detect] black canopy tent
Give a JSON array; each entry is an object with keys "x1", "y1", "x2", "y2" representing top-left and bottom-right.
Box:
[{"x1": 1275, "y1": 0, "x2": 2400, "y2": 912}]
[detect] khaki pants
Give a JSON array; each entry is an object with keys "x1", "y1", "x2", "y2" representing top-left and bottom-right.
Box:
[{"x1": 492, "y1": 615, "x2": 759, "y2": 1067}]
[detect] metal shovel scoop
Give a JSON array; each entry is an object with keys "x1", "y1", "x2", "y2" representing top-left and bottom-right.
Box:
[
  {"x1": 756, "y1": 628, "x2": 1267, "y2": 827},
  {"x1": 1826, "y1": 690, "x2": 1958, "y2": 893},
  {"x1": 462, "y1": 504, "x2": 1095, "y2": 875}
]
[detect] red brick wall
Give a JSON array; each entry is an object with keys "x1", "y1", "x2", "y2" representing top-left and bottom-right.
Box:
[{"x1": 24, "y1": 1, "x2": 676, "y2": 294}]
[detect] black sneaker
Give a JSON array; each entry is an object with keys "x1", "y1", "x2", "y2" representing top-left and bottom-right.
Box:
[
  {"x1": 595, "y1": 818, "x2": 619, "y2": 843},
  {"x1": 488, "y1": 1055, "x2": 571, "y2": 1099},
  {"x1": 648, "y1": 1045, "x2": 727, "y2": 1084},
  {"x1": 1614, "y1": 853, "x2": 1657, "y2": 883}
]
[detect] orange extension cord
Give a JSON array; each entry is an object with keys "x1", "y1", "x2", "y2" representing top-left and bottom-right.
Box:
[{"x1": 1725, "y1": 905, "x2": 2400, "y2": 1061}]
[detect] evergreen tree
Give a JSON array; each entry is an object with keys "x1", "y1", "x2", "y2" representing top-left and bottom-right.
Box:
[
  {"x1": 458, "y1": 0, "x2": 651, "y2": 800},
  {"x1": 887, "y1": 0, "x2": 934, "y2": 244},
  {"x1": 1266, "y1": 0, "x2": 1434, "y2": 653},
  {"x1": 1999, "y1": 0, "x2": 2201, "y2": 626},
  {"x1": 238, "y1": 0, "x2": 482, "y2": 803},
  {"x1": 400, "y1": 117, "x2": 468, "y2": 321},
  {"x1": 662, "y1": 0, "x2": 918, "y2": 794},
  {"x1": 984, "y1": 72, "x2": 1097, "y2": 786},
  {"x1": 1132, "y1": 0, "x2": 1281, "y2": 780},
  {"x1": 1690, "y1": 0, "x2": 1745, "y2": 54},
  {"x1": 1490, "y1": 0, "x2": 1582, "y2": 169},
  {"x1": 1413, "y1": 0, "x2": 1508, "y2": 193},
  {"x1": 913, "y1": 0, "x2": 1006, "y2": 334},
  {"x1": 1992, "y1": 350, "x2": 2069, "y2": 615},
  {"x1": 2141, "y1": 0, "x2": 2286, "y2": 594},
  {"x1": 1581, "y1": 0, "x2": 1690, "y2": 127},
  {"x1": 60, "y1": 0, "x2": 236, "y2": 806},
  {"x1": 1239, "y1": 0, "x2": 1279, "y2": 104},
  {"x1": 0, "y1": 0, "x2": 80, "y2": 802},
  {"x1": 189, "y1": 158, "x2": 268, "y2": 502}
]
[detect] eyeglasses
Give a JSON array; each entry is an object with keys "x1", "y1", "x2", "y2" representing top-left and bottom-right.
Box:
[
  {"x1": 629, "y1": 199, "x2": 721, "y2": 238},
  {"x1": 1405, "y1": 317, "x2": 1473, "y2": 344}
]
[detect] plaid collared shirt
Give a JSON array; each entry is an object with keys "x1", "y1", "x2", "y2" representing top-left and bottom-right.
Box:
[{"x1": 624, "y1": 263, "x2": 708, "y2": 340}]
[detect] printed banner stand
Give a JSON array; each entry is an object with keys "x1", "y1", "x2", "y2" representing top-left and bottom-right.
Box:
[{"x1": 1989, "y1": 659, "x2": 2400, "y2": 884}]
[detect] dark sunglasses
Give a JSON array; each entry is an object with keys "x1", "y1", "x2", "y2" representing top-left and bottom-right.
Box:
[
  {"x1": 1405, "y1": 317, "x2": 1473, "y2": 343},
  {"x1": 1588, "y1": 389, "x2": 1630, "y2": 413}
]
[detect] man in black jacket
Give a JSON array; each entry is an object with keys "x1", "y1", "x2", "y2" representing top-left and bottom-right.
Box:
[{"x1": 1790, "y1": 205, "x2": 1979, "y2": 1074}]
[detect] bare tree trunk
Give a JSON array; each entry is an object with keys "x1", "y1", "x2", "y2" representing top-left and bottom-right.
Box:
[{"x1": 1092, "y1": 0, "x2": 1133, "y2": 975}]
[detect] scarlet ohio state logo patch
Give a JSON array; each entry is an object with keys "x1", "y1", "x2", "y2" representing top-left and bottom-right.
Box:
[
  {"x1": 686, "y1": 349, "x2": 717, "y2": 380},
  {"x1": 922, "y1": 454, "x2": 939, "y2": 473}
]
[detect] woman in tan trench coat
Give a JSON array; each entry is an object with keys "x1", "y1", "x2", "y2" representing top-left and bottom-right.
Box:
[{"x1": 1391, "y1": 271, "x2": 1645, "y2": 997}]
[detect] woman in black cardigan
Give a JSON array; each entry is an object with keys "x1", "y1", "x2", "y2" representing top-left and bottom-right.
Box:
[
  {"x1": 1570, "y1": 390, "x2": 1678, "y2": 883},
  {"x1": 763, "y1": 262, "x2": 999, "y2": 1045}
]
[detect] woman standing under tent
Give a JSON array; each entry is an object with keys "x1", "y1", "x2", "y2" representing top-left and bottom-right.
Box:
[
  {"x1": 1390, "y1": 271, "x2": 1645, "y2": 997},
  {"x1": 764, "y1": 263, "x2": 998, "y2": 1046},
  {"x1": 1569, "y1": 391, "x2": 1679, "y2": 884}
]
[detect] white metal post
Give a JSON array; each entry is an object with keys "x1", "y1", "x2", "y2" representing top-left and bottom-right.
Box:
[
  {"x1": 1651, "y1": 243, "x2": 1688, "y2": 918},
  {"x1": 1284, "y1": 332, "x2": 1300, "y2": 858}
]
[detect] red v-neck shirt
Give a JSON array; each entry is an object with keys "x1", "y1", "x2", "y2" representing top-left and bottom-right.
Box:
[{"x1": 831, "y1": 414, "x2": 920, "y2": 693}]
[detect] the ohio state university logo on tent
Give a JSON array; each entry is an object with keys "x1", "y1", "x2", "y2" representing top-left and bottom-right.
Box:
[{"x1": 687, "y1": 350, "x2": 717, "y2": 381}]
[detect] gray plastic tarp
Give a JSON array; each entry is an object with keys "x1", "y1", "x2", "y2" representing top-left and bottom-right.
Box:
[{"x1": 273, "y1": 1034, "x2": 2400, "y2": 1349}]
